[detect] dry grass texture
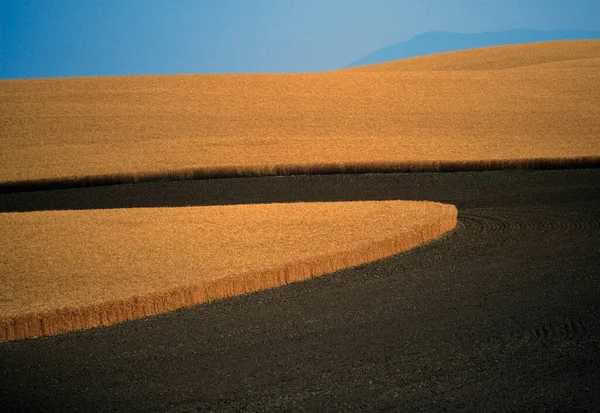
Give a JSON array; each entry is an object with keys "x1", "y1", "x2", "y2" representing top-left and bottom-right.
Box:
[
  {"x1": 1, "y1": 40, "x2": 599, "y2": 187},
  {"x1": 0, "y1": 201, "x2": 457, "y2": 341}
]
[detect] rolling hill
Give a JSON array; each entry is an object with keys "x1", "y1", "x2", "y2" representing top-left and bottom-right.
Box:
[
  {"x1": 346, "y1": 29, "x2": 600, "y2": 68},
  {"x1": 1, "y1": 40, "x2": 599, "y2": 187}
]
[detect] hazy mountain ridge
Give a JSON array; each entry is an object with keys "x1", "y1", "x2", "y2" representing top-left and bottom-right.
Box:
[{"x1": 347, "y1": 29, "x2": 600, "y2": 68}]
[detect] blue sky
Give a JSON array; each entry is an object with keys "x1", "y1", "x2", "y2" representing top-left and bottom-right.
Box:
[{"x1": 1, "y1": 0, "x2": 599, "y2": 79}]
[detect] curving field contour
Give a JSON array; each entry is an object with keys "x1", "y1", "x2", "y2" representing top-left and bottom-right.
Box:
[{"x1": 0, "y1": 201, "x2": 457, "y2": 341}]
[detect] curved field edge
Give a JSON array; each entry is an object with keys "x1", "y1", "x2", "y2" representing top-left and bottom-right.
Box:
[
  {"x1": 0, "y1": 201, "x2": 457, "y2": 342},
  {"x1": 2, "y1": 157, "x2": 600, "y2": 192}
]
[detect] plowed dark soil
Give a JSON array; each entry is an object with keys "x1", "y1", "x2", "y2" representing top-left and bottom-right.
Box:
[{"x1": 1, "y1": 169, "x2": 599, "y2": 412}]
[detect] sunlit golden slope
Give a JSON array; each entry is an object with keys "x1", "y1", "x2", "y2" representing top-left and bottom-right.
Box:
[
  {"x1": 1, "y1": 40, "x2": 599, "y2": 185},
  {"x1": 0, "y1": 201, "x2": 457, "y2": 341},
  {"x1": 346, "y1": 40, "x2": 600, "y2": 71}
]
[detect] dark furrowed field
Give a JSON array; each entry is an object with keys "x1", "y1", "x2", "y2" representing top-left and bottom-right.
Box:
[{"x1": 1, "y1": 168, "x2": 599, "y2": 412}]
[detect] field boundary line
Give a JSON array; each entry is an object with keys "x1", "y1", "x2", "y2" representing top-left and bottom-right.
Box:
[{"x1": 2, "y1": 157, "x2": 600, "y2": 193}]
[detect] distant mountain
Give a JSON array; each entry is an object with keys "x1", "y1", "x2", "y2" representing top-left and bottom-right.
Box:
[{"x1": 346, "y1": 29, "x2": 600, "y2": 68}]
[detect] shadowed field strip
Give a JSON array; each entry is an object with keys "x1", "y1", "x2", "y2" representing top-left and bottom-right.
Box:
[
  {"x1": 1, "y1": 40, "x2": 599, "y2": 189},
  {"x1": 0, "y1": 200, "x2": 457, "y2": 342}
]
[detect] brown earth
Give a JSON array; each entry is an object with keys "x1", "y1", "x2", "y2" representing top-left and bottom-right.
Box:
[
  {"x1": 0, "y1": 170, "x2": 599, "y2": 411},
  {"x1": 1, "y1": 40, "x2": 599, "y2": 185}
]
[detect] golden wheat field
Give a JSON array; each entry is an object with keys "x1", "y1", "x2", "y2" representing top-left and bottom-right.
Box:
[
  {"x1": 1, "y1": 40, "x2": 599, "y2": 186},
  {"x1": 0, "y1": 201, "x2": 457, "y2": 341},
  {"x1": 1, "y1": 41, "x2": 598, "y2": 341}
]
